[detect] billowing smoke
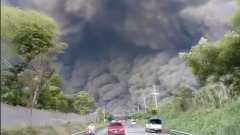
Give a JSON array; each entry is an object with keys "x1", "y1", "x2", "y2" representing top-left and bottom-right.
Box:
[{"x1": 2, "y1": 0, "x2": 236, "y2": 113}]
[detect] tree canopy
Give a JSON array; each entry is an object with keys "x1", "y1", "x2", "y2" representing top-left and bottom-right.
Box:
[
  {"x1": 1, "y1": 7, "x2": 66, "y2": 75},
  {"x1": 180, "y1": 2, "x2": 240, "y2": 96},
  {"x1": 1, "y1": 7, "x2": 95, "y2": 115},
  {"x1": 1, "y1": 6, "x2": 58, "y2": 42}
]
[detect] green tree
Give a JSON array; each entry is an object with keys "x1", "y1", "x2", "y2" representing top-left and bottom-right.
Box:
[
  {"x1": 1, "y1": 7, "x2": 66, "y2": 77},
  {"x1": 105, "y1": 112, "x2": 114, "y2": 121},
  {"x1": 58, "y1": 94, "x2": 76, "y2": 113},
  {"x1": 96, "y1": 108, "x2": 104, "y2": 120},
  {"x1": 180, "y1": 33, "x2": 240, "y2": 83},
  {"x1": 192, "y1": 83, "x2": 230, "y2": 109},
  {"x1": 73, "y1": 92, "x2": 95, "y2": 115},
  {"x1": 229, "y1": 68, "x2": 240, "y2": 96},
  {"x1": 1, "y1": 70, "x2": 29, "y2": 106},
  {"x1": 1, "y1": 7, "x2": 67, "y2": 108},
  {"x1": 174, "y1": 85, "x2": 194, "y2": 111},
  {"x1": 36, "y1": 76, "x2": 62, "y2": 110},
  {"x1": 180, "y1": 0, "x2": 240, "y2": 86},
  {"x1": 180, "y1": 21, "x2": 240, "y2": 96},
  {"x1": 146, "y1": 105, "x2": 158, "y2": 115},
  {"x1": 1, "y1": 77, "x2": 28, "y2": 106},
  {"x1": 232, "y1": 0, "x2": 240, "y2": 29}
]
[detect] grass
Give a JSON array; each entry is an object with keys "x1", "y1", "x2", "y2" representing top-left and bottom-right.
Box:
[
  {"x1": 1, "y1": 121, "x2": 105, "y2": 135},
  {"x1": 1, "y1": 126, "x2": 61, "y2": 135},
  {"x1": 132, "y1": 84, "x2": 240, "y2": 135},
  {"x1": 133, "y1": 100, "x2": 240, "y2": 135},
  {"x1": 157, "y1": 100, "x2": 240, "y2": 135},
  {"x1": 136, "y1": 119, "x2": 145, "y2": 126}
]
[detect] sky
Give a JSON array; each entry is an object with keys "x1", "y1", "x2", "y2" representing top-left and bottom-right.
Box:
[{"x1": 1, "y1": 0, "x2": 236, "y2": 113}]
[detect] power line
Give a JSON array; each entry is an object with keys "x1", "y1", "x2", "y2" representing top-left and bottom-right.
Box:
[{"x1": 1, "y1": 58, "x2": 13, "y2": 68}]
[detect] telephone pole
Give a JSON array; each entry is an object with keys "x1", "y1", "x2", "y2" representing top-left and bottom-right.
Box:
[
  {"x1": 144, "y1": 96, "x2": 147, "y2": 112},
  {"x1": 103, "y1": 106, "x2": 105, "y2": 123},
  {"x1": 134, "y1": 105, "x2": 139, "y2": 112},
  {"x1": 152, "y1": 85, "x2": 159, "y2": 109}
]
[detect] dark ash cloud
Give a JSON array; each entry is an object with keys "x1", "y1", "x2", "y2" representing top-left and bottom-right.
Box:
[{"x1": 2, "y1": 0, "x2": 236, "y2": 113}]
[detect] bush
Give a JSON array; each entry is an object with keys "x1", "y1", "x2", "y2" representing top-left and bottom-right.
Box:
[
  {"x1": 146, "y1": 105, "x2": 158, "y2": 115},
  {"x1": 220, "y1": 120, "x2": 240, "y2": 135},
  {"x1": 192, "y1": 83, "x2": 231, "y2": 109},
  {"x1": 105, "y1": 113, "x2": 114, "y2": 121},
  {"x1": 173, "y1": 85, "x2": 193, "y2": 111},
  {"x1": 1, "y1": 124, "x2": 88, "y2": 135},
  {"x1": 130, "y1": 112, "x2": 148, "y2": 120},
  {"x1": 1, "y1": 72, "x2": 28, "y2": 106}
]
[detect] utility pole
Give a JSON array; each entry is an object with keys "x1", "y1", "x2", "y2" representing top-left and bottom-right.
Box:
[
  {"x1": 103, "y1": 105, "x2": 109, "y2": 123},
  {"x1": 103, "y1": 106, "x2": 105, "y2": 123},
  {"x1": 154, "y1": 85, "x2": 158, "y2": 109},
  {"x1": 144, "y1": 96, "x2": 147, "y2": 112},
  {"x1": 134, "y1": 105, "x2": 139, "y2": 112},
  {"x1": 152, "y1": 85, "x2": 159, "y2": 109},
  {"x1": 128, "y1": 101, "x2": 132, "y2": 115}
]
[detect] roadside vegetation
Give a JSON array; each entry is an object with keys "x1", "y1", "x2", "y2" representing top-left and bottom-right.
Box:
[
  {"x1": 1, "y1": 124, "x2": 85, "y2": 135},
  {"x1": 1, "y1": 7, "x2": 95, "y2": 115},
  {"x1": 1, "y1": 121, "x2": 106, "y2": 135},
  {"x1": 132, "y1": 1, "x2": 240, "y2": 135},
  {"x1": 133, "y1": 100, "x2": 240, "y2": 135}
]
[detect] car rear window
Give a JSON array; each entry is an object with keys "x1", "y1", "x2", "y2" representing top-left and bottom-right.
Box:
[
  {"x1": 110, "y1": 122, "x2": 123, "y2": 126},
  {"x1": 150, "y1": 119, "x2": 162, "y2": 124}
]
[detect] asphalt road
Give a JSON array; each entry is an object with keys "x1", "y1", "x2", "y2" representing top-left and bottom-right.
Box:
[{"x1": 95, "y1": 120, "x2": 170, "y2": 135}]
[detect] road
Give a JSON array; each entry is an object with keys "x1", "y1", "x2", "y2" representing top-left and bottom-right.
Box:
[{"x1": 95, "y1": 120, "x2": 170, "y2": 135}]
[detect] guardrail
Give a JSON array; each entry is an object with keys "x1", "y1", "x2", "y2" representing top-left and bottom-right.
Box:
[{"x1": 171, "y1": 130, "x2": 194, "y2": 135}]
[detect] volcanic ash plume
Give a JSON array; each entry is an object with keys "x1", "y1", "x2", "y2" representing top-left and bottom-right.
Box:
[{"x1": 2, "y1": 0, "x2": 236, "y2": 112}]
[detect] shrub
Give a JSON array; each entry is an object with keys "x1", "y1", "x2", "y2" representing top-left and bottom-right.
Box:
[
  {"x1": 174, "y1": 85, "x2": 194, "y2": 111},
  {"x1": 220, "y1": 120, "x2": 240, "y2": 135},
  {"x1": 192, "y1": 83, "x2": 231, "y2": 109}
]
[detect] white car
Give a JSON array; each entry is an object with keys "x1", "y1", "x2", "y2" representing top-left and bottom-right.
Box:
[
  {"x1": 145, "y1": 118, "x2": 162, "y2": 133},
  {"x1": 111, "y1": 120, "x2": 117, "y2": 122},
  {"x1": 131, "y1": 119, "x2": 136, "y2": 125}
]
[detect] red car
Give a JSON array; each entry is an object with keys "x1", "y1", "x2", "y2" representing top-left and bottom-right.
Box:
[{"x1": 108, "y1": 122, "x2": 125, "y2": 135}]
